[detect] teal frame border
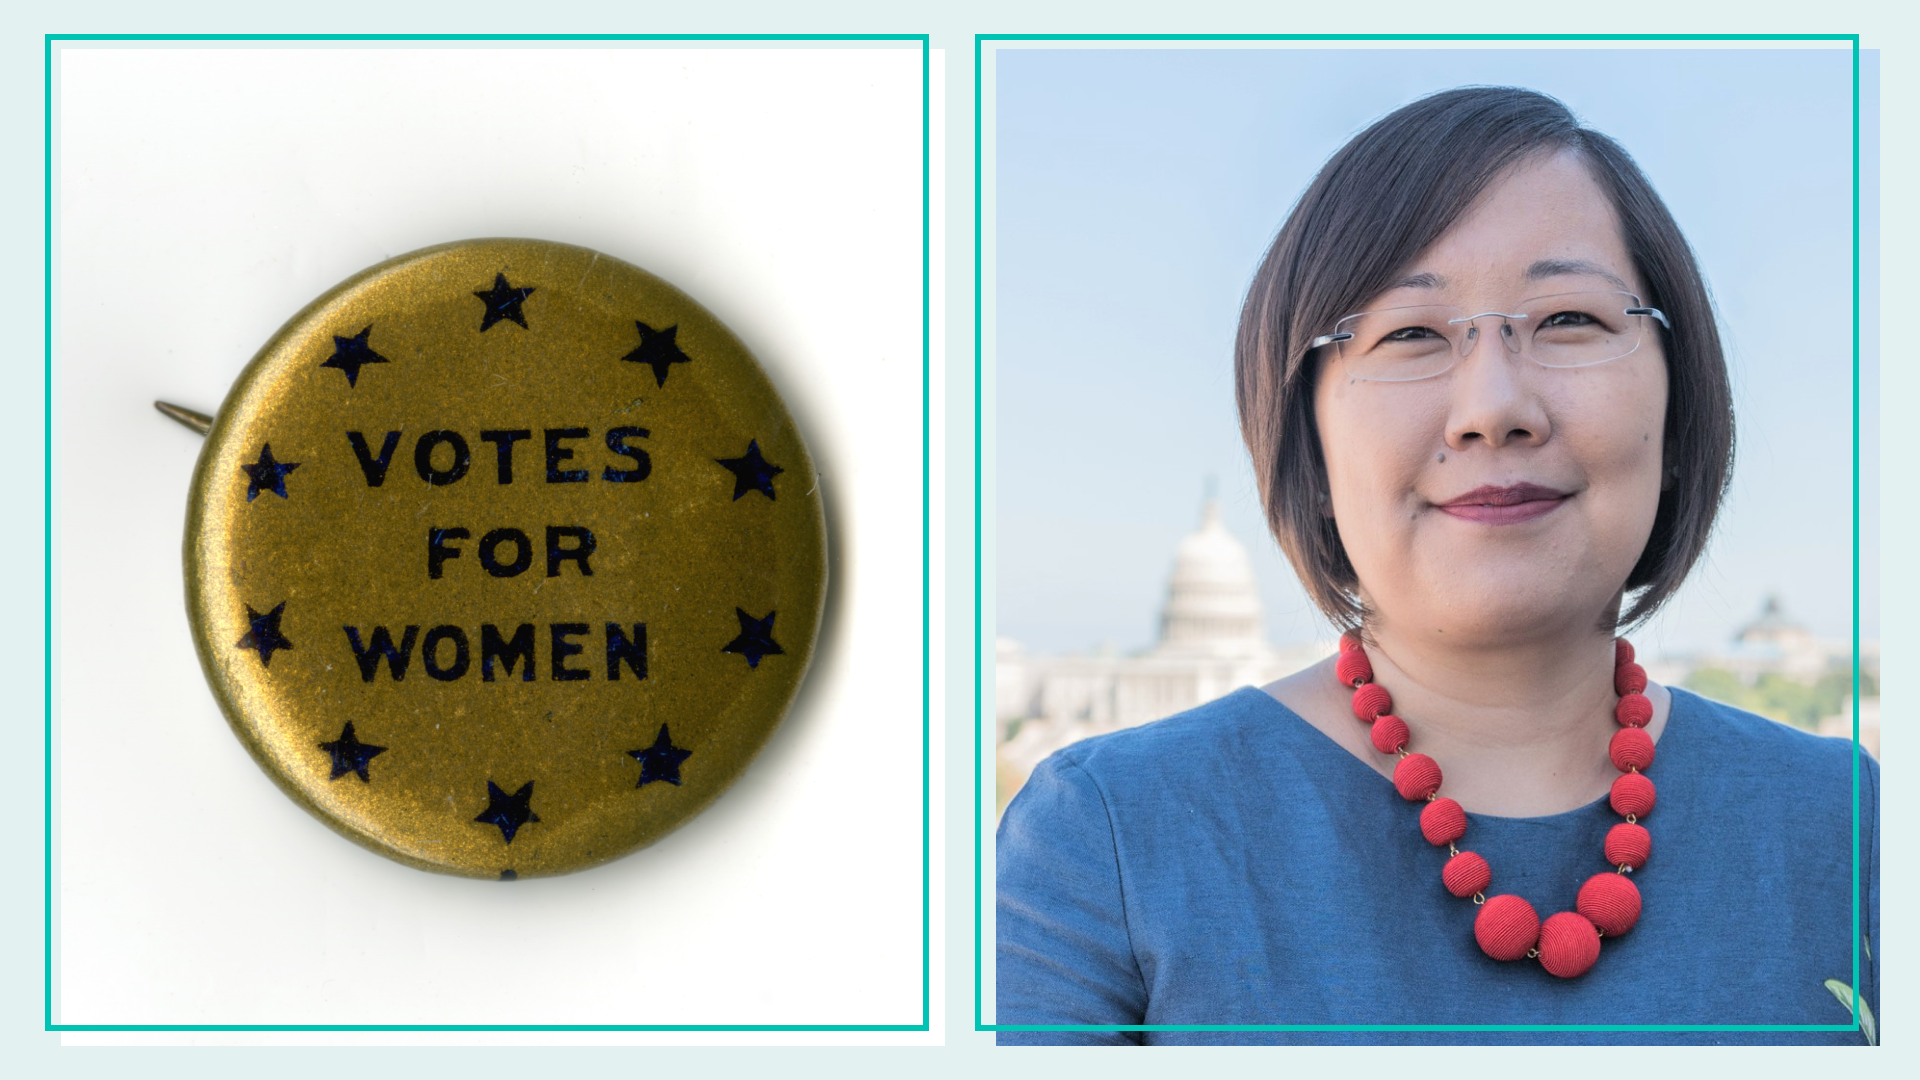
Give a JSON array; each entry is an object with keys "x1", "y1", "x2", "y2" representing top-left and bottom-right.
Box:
[
  {"x1": 973, "y1": 32, "x2": 1864, "y2": 1037},
  {"x1": 43, "y1": 32, "x2": 932, "y2": 1034}
]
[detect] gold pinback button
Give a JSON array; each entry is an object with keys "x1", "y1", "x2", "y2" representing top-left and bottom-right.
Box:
[{"x1": 158, "y1": 238, "x2": 826, "y2": 880}]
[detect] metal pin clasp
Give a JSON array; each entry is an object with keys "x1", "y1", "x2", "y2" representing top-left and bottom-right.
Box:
[{"x1": 155, "y1": 401, "x2": 214, "y2": 436}]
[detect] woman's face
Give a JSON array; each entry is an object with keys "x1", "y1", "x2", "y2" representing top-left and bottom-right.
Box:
[{"x1": 1313, "y1": 150, "x2": 1669, "y2": 643}]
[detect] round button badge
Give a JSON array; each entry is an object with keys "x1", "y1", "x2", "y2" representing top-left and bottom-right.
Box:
[{"x1": 170, "y1": 238, "x2": 826, "y2": 880}]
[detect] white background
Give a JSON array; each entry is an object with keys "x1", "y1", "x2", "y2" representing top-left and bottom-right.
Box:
[{"x1": 53, "y1": 44, "x2": 929, "y2": 1033}]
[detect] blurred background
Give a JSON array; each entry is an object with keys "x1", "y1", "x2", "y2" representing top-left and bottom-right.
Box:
[{"x1": 988, "y1": 47, "x2": 1876, "y2": 810}]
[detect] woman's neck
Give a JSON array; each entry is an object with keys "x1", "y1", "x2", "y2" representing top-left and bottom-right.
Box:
[{"x1": 1266, "y1": 622, "x2": 1670, "y2": 817}]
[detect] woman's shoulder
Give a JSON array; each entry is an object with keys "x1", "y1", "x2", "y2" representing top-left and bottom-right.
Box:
[
  {"x1": 1034, "y1": 686, "x2": 1326, "y2": 796},
  {"x1": 1665, "y1": 686, "x2": 1876, "y2": 822},
  {"x1": 1670, "y1": 685, "x2": 1871, "y2": 777},
  {"x1": 1003, "y1": 686, "x2": 1352, "y2": 868}
]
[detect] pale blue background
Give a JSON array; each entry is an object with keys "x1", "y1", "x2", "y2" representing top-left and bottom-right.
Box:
[{"x1": 994, "y1": 48, "x2": 1873, "y2": 659}]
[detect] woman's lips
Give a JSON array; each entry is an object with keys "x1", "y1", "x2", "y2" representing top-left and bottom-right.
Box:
[{"x1": 1434, "y1": 484, "x2": 1572, "y2": 525}]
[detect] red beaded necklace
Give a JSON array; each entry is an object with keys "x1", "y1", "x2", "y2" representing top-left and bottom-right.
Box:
[{"x1": 1335, "y1": 631, "x2": 1654, "y2": 978}]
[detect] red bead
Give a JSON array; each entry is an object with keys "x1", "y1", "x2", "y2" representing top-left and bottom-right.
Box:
[
  {"x1": 1420, "y1": 797, "x2": 1467, "y2": 845},
  {"x1": 1610, "y1": 772, "x2": 1656, "y2": 819},
  {"x1": 1576, "y1": 873, "x2": 1642, "y2": 937},
  {"x1": 1605, "y1": 822, "x2": 1651, "y2": 870},
  {"x1": 1615, "y1": 692, "x2": 1653, "y2": 728},
  {"x1": 1370, "y1": 714, "x2": 1409, "y2": 755},
  {"x1": 1340, "y1": 630, "x2": 1365, "y2": 653},
  {"x1": 1614, "y1": 638, "x2": 1635, "y2": 667},
  {"x1": 1335, "y1": 649, "x2": 1373, "y2": 687},
  {"x1": 1474, "y1": 894, "x2": 1540, "y2": 961},
  {"x1": 1536, "y1": 911, "x2": 1601, "y2": 978},
  {"x1": 1614, "y1": 662, "x2": 1647, "y2": 696},
  {"x1": 1393, "y1": 753, "x2": 1442, "y2": 801},
  {"x1": 1609, "y1": 726, "x2": 1655, "y2": 773},
  {"x1": 1351, "y1": 683, "x2": 1392, "y2": 721},
  {"x1": 1443, "y1": 850, "x2": 1491, "y2": 897}
]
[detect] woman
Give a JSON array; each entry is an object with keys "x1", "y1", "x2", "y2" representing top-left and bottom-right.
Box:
[{"x1": 995, "y1": 87, "x2": 1878, "y2": 1045}]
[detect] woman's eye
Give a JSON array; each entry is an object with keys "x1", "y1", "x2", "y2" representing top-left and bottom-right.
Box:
[
  {"x1": 1383, "y1": 325, "x2": 1443, "y2": 341},
  {"x1": 1539, "y1": 310, "x2": 1599, "y2": 328}
]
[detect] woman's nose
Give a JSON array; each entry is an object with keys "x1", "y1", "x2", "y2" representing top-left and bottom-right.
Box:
[{"x1": 1444, "y1": 323, "x2": 1551, "y2": 450}]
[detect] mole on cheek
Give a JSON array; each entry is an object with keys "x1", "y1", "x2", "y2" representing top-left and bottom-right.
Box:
[{"x1": 1436, "y1": 452, "x2": 1446, "y2": 463}]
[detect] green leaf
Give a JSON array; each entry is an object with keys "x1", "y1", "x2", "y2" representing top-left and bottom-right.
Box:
[{"x1": 1823, "y1": 979, "x2": 1878, "y2": 1046}]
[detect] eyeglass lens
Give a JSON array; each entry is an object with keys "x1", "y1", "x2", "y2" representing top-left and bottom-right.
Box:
[{"x1": 1332, "y1": 292, "x2": 1654, "y2": 382}]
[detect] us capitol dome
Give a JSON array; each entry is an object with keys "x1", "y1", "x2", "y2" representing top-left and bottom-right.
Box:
[{"x1": 994, "y1": 498, "x2": 1328, "y2": 809}]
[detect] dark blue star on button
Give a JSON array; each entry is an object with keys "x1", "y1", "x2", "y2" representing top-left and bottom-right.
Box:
[
  {"x1": 474, "y1": 780, "x2": 540, "y2": 843},
  {"x1": 319, "y1": 324, "x2": 389, "y2": 388},
  {"x1": 473, "y1": 273, "x2": 536, "y2": 331},
  {"x1": 240, "y1": 442, "x2": 301, "y2": 501},
  {"x1": 627, "y1": 724, "x2": 692, "y2": 787},
  {"x1": 318, "y1": 721, "x2": 387, "y2": 782},
  {"x1": 235, "y1": 601, "x2": 293, "y2": 668},
  {"x1": 722, "y1": 608, "x2": 784, "y2": 669},
  {"x1": 621, "y1": 320, "x2": 691, "y2": 387},
  {"x1": 716, "y1": 439, "x2": 783, "y2": 501}
]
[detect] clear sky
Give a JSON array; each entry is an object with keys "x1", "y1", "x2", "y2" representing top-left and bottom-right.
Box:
[{"x1": 992, "y1": 46, "x2": 1872, "y2": 658}]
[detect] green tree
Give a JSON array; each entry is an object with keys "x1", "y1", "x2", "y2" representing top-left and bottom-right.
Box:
[
  {"x1": 1683, "y1": 665, "x2": 1868, "y2": 731},
  {"x1": 1684, "y1": 666, "x2": 1748, "y2": 708}
]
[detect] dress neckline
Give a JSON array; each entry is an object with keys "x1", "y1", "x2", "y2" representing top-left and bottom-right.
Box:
[{"x1": 1234, "y1": 683, "x2": 1692, "y2": 826}]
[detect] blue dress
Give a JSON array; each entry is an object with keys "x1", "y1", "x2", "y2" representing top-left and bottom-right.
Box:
[{"x1": 995, "y1": 687, "x2": 1878, "y2": 1045}]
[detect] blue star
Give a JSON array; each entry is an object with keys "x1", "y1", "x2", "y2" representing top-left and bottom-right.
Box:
[
  {"x1": 721, "y1": 608, "x2": 784, "y2": 669},
  {"x1": 473, "y1": 273, "x2": 536, "y2": 331},
  {"x1": 715, "y1": 439, "x2": 783, "y2": 501},
  {"x1": 474, "y1": 780, "x2": 540, "y2": 843},
  {"x1": 621, "y1": 320, "x2": 691, "y2": 387},
  {"x1": 240, "y1": 442, "x2": 301, "y2": 501},
  {"x1": 318, "y1": 721, "x2": 387, "y2": 782},
  {"x1": 319, "y1": 324, "x2": 389, "y2": 388},
  {"x1": 235, "y1": 601, "x2": 293, "y2": 668},
  {"x1": 627, "y1": 725, "x2": 693, "y2": 787}
]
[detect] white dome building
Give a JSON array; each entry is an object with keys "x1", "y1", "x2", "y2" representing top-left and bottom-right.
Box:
[
  {"x1": 995, "y1": 499, "x2": 1328, "y2": 810},
  {"x1": 1156, "y1": 499, "x2": 1268, "y2": 656}
]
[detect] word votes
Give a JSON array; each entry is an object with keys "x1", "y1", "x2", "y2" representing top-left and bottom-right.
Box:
[{"x1": 347, "y1": 427, "x2": 651, "y2": 487}]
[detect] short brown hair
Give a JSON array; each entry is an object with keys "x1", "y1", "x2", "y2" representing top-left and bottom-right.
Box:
[{"x1": 1234, "y1": 86, "x2": 1734, "y2": 631}]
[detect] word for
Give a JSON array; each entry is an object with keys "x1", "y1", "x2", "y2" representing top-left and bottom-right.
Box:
[
  {"x1": 428, "y1": 526, "x2": 596, "y2": 579},
  {"x1": 343, "y1": 622, "x2": 648, "y2": 682},
  {"x1": 346, "y1": 427, "x2": 651, "y2": 487}
]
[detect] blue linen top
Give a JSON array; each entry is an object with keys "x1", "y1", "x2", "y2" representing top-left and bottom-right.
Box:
[{"x1": 995, "y1": 687, "x2": 1878, "y2": 1045}]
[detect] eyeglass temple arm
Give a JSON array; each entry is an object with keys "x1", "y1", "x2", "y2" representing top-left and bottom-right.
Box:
[{"x1": 1626, "y1": 306, "x2": 1671, "y2": 329}]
